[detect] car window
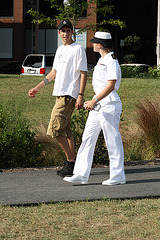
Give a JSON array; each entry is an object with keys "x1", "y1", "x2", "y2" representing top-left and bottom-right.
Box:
[
  {"x1": 45, "y1": 56, "x2": 54, "y2": 67},
  {"x1": 23, "y1": 56, "x2": 43, "y2": 68}
]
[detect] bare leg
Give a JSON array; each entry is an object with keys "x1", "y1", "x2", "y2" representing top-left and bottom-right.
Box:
[
  {"x1": 67, "y1": 136, "x2": 76, "y2": 160},
  {"x1": 57, "y1": 136, "x2": 76, "y2": 162}
]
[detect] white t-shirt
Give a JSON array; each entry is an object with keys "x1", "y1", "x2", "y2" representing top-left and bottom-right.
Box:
[
  {"x1": 52, "y1": 42, "x2": 87, "y2": 99},
  {"x1": 92, "y1": 52, "x2": 121, "y2": 104}
]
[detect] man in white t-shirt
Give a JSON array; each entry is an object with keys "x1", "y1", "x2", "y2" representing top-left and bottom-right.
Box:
[{"x1": 28, "y1": 20, "x2": 88, "y2": 177}]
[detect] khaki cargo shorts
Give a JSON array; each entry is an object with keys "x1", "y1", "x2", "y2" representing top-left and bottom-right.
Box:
[{"x1": 47, "y1": 96, "x2": 76, "y2": 138}]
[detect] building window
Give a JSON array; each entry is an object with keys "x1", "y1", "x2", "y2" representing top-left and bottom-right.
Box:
[
  {"x1": 0, "y1": 28, "x2": 13, "y2": 59},
  {"x1": 0, "y1": 0, "x2": 13, "y2": 17},
  {"x1": 25, "y1": 29, "x2": 58, "y2": 55}
]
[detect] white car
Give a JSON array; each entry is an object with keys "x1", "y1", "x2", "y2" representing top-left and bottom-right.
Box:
[
  {"x1": 120, "y1": 63, "x2": 150, "y2": 72},
  {"x1": 21, "y1": 54, "x2": 55, "y2": 76}
]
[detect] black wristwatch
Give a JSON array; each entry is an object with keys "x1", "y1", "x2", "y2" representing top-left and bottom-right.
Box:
[{"x1": 78, "y1": 93, "x2": 84, "y2": 96}]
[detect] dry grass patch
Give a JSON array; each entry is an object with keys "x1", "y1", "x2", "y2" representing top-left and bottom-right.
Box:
[{"x1": 0, "y1": 198, "x2": 160, "y2": 240}]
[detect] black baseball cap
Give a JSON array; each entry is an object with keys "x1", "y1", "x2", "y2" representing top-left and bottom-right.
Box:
[{"x1": 58, "y1": 20, "x2": 73, "y2": 31}]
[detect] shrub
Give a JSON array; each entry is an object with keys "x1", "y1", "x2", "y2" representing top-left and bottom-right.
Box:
[
  {"x1": 71, "y1": 107, "x2": 109, "y2": 165},
  {"x1": 93, "y1": 130, "x2": 109, "y2": 165},
  {"x1": 120, "y1": 65, "x2": 160, "y2": 79},
  {"x1": 87, "y1": 66, "x2": 94, "y2": 78},
  {"x1": 124, "y1": 35, "x2": 142, "y2": 52},
  {"x1": 148, "y1": 66, "x2": 160, "y2": 78},
  {"x1": 121, "y1": 65, "x2": 148, "y2": 78},
  {"x1": 124, "y1": 54, "x2": 136, "y2": 64},
  {"x1": 71, "y1": 107, "x2": 88, "y2": 153},
  {"x1": 0, "y1": 104, "x2": 43, "y2": 168}
]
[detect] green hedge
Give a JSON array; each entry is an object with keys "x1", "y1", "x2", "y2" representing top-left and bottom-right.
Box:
[
  {"x1": 121, "y1": 65, "x2": 148, "y2": 78},
  {"x1": 0, "y1": 104, "x2": 43, "y2": 168},
  {"x1": 121, "y1": 65, "x2": 160, "y2": 78}
]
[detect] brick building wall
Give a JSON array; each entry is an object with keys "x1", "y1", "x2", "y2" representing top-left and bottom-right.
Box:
[
  {"x1": 75, "y1": 0, "x2": 97, "y2": 64},
  {"x1": 0, "y1": 0, "x2": 25, "y2": 61},
  {"x1": 0, "y1": 0, "x2": 97, "y2": 64}
]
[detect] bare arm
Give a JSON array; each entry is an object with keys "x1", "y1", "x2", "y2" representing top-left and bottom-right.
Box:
[
  {"x1": 28, "y1": 69, "x2": 56, "y2": 97},
  {"x1": 75, "y1": 70, "x2": 87, "y2": 110},
  {"x1": 85, "y1": 80, "x2": 116, "y2": 110}
]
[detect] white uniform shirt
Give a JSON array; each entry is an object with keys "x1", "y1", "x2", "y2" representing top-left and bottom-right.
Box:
[
  {"x1": 52, "y1": 42, "x2": 87, "y2": 99},
  {"x1": 92, "y1": 52, "x2": 121, "y2": 104}
]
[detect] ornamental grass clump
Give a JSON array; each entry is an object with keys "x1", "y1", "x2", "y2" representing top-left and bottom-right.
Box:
[
  {"x1": 136, "y1": 99, "x2": 160, "y2": 158},
  {"x1": 35, "y1": 123, "x2": 65, "y2": 166},
  {"x1": 121, "y1": 124, "x2": 145, "y2": 161}
]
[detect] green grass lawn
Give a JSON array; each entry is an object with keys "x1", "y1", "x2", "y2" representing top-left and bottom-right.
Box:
[
  {"x1": 119, "y1": 77, "x2": 160, "y2": 122},
  {"x1": 0, "y1": 74, "x2": 159, "y2": 128},
  {"x1": 0, "y1": 198, "x2": 160, "y2": 240}
]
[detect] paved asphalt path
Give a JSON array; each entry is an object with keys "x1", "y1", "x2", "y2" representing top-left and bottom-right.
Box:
[{"x1": 0, "y1": 165, "x2": 160, "y2": 206}]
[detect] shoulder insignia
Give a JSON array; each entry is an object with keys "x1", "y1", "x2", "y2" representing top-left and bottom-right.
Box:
[{"x1": 111, "y1": 54, "x2": 117, "y2": 60}]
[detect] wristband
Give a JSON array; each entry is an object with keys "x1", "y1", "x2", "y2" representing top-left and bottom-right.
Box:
[
  {"x1": 43, "y1": 77, "x2": 49, "y2": 86},
  {"x1": 94, "y1": 96, "x2": 99, "y2": 103},
  {"x1": 78, "y1": 93, "x2": 84, "y2": 96}
]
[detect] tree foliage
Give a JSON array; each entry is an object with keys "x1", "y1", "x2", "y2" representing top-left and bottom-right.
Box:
[
  {"x1": 124, "y1": 35, "x2": 142, "y2": 52},
  {"x1": 27, "y1": 0, "x2": 125, "y2": 35}
]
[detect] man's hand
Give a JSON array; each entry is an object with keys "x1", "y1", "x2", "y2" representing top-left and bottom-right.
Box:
[
  {"x1": 75, "y1": 95, "x2": 84, "y2": 110},
  {"x1": 28, "y1": 87, "x2": 38, "y2": 97}
]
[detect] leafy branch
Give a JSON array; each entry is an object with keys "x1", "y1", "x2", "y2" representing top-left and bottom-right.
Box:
[{"x1": 27, "y1": 0, "x2": 126, "y2": 34}]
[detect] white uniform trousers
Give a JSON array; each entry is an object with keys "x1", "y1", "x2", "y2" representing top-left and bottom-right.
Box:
[{"x1": 73, "y1": 101, "x2": 126, "y2": 181}]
